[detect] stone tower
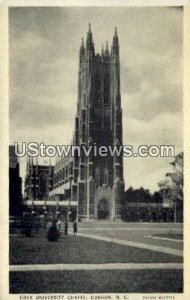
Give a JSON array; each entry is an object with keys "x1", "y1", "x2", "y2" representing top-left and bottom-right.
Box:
[{"x1": 74, "y1": 24, "x2": 124, "y2": 220}]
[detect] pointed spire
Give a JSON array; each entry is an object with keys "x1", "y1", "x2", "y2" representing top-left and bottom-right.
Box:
[
  {"x1": 114, "y1": 27, "x2": 117, "y2": 37},
  {"x1": 80, "y1": 38, "x2": 85, "y2": 51},
  {"x1": 112, "y1": 26, "x2": 119, "y2": 60},
  {"x1": 88, "y1": 23, "x2": 91, "y2": 33},
  {"x1": 105, "y1": 41, "x2": 109, "y2": 57},
  {"x1": 80, "y1": 37, "x2": 85, "y2": 61},
  {"x1": 113, "y1": 27, "x2": 119, "y2": 44},
  {"x1": 86, "y1": 23, "x2": 95, "y2": 57},
  {"x1": 87, "y1": 23, "x2": 93, "y2": 42},
  {"x1": 101, "y1": 44, "x2": 104, "y2": 56}
]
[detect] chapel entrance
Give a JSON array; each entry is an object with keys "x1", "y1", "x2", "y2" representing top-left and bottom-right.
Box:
[{"x1": 98, "y1": 198, "x2": 109, "y2": 219}]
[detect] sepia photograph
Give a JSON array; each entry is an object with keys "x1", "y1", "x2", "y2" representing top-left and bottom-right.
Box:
[{"x1": 6, "y1": 4, "x2": 185, "y2": 296}]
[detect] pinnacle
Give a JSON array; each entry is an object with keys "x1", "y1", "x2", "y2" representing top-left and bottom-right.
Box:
[
  {"x1": 114, "y1": 27, "x2": 117, "y2": 37},
  {"x1": 88, "y1": 23, "x2": 91, "y2": 33}
]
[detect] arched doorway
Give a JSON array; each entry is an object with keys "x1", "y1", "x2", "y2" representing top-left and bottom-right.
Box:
[{"x1": 98, "y1": 198, "x2": 109, "y2": 219}]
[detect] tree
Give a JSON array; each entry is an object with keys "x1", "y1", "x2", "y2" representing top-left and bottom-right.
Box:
[
  {"x1": 124, "y1": 187, "x2": 152, "y2": 203},
  {"x1": 158, "y1": 152, "x2": 183, "y2": 222},
  {"x1": 152, "y1": 191, "x2": 162, "y2": 203},
  {"x1": 166, "y1": 152, "x2": 183, "y2": 222},
  {"x1": 166, "y1": 152, "x2": 183, "y2": 201},
  {"x1": 158, "y1": 179, "x2": 172, "y2": 200}
]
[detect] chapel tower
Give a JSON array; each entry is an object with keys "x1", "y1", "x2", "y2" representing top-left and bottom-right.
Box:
[{"x1": 73, "y1": 24, "x2": 124, "y2": 220}]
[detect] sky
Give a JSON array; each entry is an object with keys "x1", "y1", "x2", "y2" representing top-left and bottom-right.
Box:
[{"x1": 9, "y1": 7, "x2": 183, "y2": 192}]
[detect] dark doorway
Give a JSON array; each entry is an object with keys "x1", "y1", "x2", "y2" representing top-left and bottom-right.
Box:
[
  {"x1": 98, "y1": 198, "x2": 109, "y2": 219},
  {"x1": 162, "y1": 211, "x2": 168, "y2": 222}
]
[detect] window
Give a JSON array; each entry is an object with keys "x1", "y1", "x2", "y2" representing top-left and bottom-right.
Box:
[
  {"x1": 95, "y1": 168, "x2": 100, "y2": 186},
  {"x1": 75, "y1": 117, "x2": 79, "y2": 130},
  {"x1": 82, "y1": 124, "x2": 86, "y2": 142},
  {"x1": 80, "y1": 165, "x2": 85, "y2": 180},
  {"x1": 83, "y1": 94, "x2": 86, "y2": 106},
  {"x1": 82, "y1": 109, "x2": 86, "y2": 123},
  {"x1": 104, "y1": 73, "x2": 110, "y2": 105},
  {"x1": 104, "y1": 169, "x2": 109, "y2": 185},
  {"x1": 70, "y1": 162, "x2": 73, "y2": 175},
  {"x1": 95, "y1": 73, "x2": 101, "y2": 106}
]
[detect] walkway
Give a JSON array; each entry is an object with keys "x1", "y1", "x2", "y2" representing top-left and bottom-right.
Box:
[
  {"x1": 77, "y1": 232, "x2": 183, "y2": 257},
  {"x1": 10, "y1": 263, "x2": 183, "y2": 272}
]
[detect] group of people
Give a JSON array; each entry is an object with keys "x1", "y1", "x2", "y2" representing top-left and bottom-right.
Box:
[{"x1": 47, "y1": 219, "x2": 77, "y2": 242}]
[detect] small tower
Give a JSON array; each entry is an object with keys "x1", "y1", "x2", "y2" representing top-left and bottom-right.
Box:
[{"x1": 86, "y1": 23, "x2": 95, "y2": 59}]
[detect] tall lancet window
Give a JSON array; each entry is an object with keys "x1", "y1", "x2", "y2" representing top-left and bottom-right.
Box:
[
  {"x1": 83, "y1": 93, "x2": 86, "y2": 107},
  {"x1": 82, "y1": 109, "x2": 86, "y2": 123},
  {"x1": 82, "y1": 124, "x2": 86, "y2": 143},
  {"x1": 95, "y1": 168, "x2": 101, "y2": 187},
  {"x1": 95, "y1": 72, "x2": 101, "y2": 107},
  {"x1": 104, "y1": 73, "x2": 110, "y2": 105},
  {"x1": 104, "y1": 169, "x2": 109, "y2": 185}
]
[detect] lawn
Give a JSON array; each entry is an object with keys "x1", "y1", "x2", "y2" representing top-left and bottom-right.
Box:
[
  {"x1": 10, "y1": 235, "x2": 183, "y2": 265},
  {"x1": 9, "y1": 269, "x2": 183, "y2": 293}
]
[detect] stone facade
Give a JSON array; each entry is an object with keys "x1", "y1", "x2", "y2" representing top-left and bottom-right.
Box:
[
  {"x1": 52, "y1": 25, "x2": 125, "y2": 221},
  {"x1": 9, "y1": 145, "x2": 22, "y2": 216},
  {"x1": 25, "y1": 158, "x2": 54, "y2": 201}
]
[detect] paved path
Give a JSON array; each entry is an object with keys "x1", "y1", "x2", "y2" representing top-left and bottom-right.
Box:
[
  {"x1": 76, "y1": 222, "x2": 183, "y2": 250},
  {"x1": 10, "y1": 263, "x2": 183, "y2": 272},
  {"x1": 79, "y1": 227, "x2": 182, "y2": 231},
  {"x1": 77, "y1": 233, "x2": 183, "y2": 257},
  {"x1": 145, "y1": 235, "x2": 183, "y2": 243}
]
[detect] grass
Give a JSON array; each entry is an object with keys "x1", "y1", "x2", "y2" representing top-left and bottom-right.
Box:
[
  {"x1": 10, "y1": 235, "x2": 183, "y2": 265},
  {"x1": 10, "y1": 269, "x2": 183, "y2": 293}
]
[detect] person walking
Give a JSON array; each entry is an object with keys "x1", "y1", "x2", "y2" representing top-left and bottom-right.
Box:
[
  {"x1": 73, "y1": 220, "x2": 77, "y2": 236},
  {"x1": 64, "y1": 220, "x2": 68, "y2": 235},
  {"x1": 56, "y1": 219, "x2": 62, "y2": 237}
]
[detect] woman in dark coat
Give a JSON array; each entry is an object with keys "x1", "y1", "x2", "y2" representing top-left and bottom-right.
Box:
[{"x1": 47, "y1": 220, "x2": 59, "y2": 241}]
